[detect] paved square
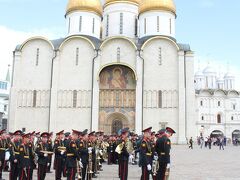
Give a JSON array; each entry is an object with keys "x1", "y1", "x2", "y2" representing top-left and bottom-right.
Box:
[{"x1": 3, "y1": 145, "x2": 240, "y2": 180}]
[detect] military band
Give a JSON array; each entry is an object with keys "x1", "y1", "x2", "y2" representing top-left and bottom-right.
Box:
[{"x1": 0, "y1": 126, "x2": 175, "y2": 180}]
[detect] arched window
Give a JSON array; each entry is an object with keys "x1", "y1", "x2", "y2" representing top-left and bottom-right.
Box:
[
  {"x1": 218, "y1": 101, "x2": 221, "y2": 107},
  {"x1": 231, "y1": 116, "x2": 234, "y2": 121},
  {"x1": 217, "y1": 114, "x2": 221, "y2": 123},
  {"x1": 201, "y1": 116, "x2": 204, "y2": 121},
  {"x1": 200, "y1": 101, "x2": 203, "y2": 106}
]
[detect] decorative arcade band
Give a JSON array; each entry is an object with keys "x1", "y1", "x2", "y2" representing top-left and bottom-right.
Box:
[{"x1": 0, "y1": 126, "x2": 175, "y2": 180}]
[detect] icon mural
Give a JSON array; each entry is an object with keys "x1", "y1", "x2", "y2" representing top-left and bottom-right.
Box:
[{"x1": 99, "y1": 65, "x2": 136, "y2": 134}]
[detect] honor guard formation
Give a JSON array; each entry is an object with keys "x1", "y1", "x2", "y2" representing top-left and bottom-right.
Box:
[{"x1": 0, "y1": 127, "x2": 175, "y2": 180}]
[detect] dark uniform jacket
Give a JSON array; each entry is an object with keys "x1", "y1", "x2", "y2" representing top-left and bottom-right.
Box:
[
  {"x1": 78, "y1": 140, "x2": 88, "y2": 164},
  {"x1": 139, "y1": 139, "x2": 152, "y2": 166},
  {"x1": 18, "y1": 143, "x2": 31, "y2": 168},
  {"x1": 155, "y1": 135, "x2": 171, "y2": 164},
  {"x1": 9, "y1": 140, "x2": 21, "y2": 163},
  {"x1": 66, "y1": 140, "x2": 80, "y2": 168},
  {"x1": 35, "y1": 142, "x2": 52, "y2": 165},
  {"x1": 119, "y1": 140, "x2": 129, "y2": 161},
  {"x1": 0, "y1": 139, "x2": 7, "y2": 160}
]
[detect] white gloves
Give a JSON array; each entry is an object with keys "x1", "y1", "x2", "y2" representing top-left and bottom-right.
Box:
[
  {"x1": 14, "y1": 159, "x2": 18, "y2": 163},
  {"x1": 78, "y1": 160, "x2": 83, "y2": 168},
  {"x1": 44, "y1": 153, "x2": 48, "y2": 157},
  {"x1": 154, "y1": 155, "x2": 158, "y2": 161},
  {"x1": 60, "y1": 151, "x2": 64, "y2": 155},
  {"x1": 88, "y1": 147, "x2": 93, "y2": 153},
  {"x1": 166, "y1": 163, "x2": 171, "y2": 169},
  {"x1": 147, "y1": 164, "x2": 151, "y2": 171},
  {"x1": 47, "y1": 163, "x2": 50, "y2": 167}
]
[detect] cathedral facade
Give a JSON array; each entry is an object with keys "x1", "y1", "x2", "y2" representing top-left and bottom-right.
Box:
[{"x1": 9, "y1": 0, "x2": 196, "y2": 143}]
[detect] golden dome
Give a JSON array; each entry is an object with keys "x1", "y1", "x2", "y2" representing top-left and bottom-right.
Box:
[
  {"x1": 66, "y1": 0, "x2": 103, "y2": 16},
  {"x1": 105, "y1": 0, "x2": 140, "y2": 7},
  {"x1": 139, "y1": 0, "x2": 176, "y2": 15}
]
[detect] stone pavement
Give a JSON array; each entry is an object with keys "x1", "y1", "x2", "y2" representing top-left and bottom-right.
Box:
[{"x1": 3, "y1": 145, "x2": 240, "y2": 180}]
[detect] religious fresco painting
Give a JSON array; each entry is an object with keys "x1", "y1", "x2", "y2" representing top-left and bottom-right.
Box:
[{"x1": 99, "y1": 65, "x2": 136, "y2": 134}]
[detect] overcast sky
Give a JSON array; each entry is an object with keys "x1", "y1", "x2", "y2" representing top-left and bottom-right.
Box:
[{"x1": 0, "y1": 0, "x2": 239, "y2": 89}]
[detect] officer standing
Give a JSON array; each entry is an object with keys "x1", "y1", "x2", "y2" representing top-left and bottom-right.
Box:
[
  {"x1": 54, "y1": 130, "x2": 66, "y2": 180},
  {"x1": 78, "y1": 129, "x2": 89, "y2": 180},
  {"x1": 9, "y1": 130, "x2": 22, "y2": 180},
  {"x1": 35, "y1": 132, "x2": 53, "y2": 180},
  {"x1": 65, "y1": 130, "x2": 81, "y2": 180},
  {"x1": 118, "y1": 127, "x2": 130, "y2": 180},
  {"x1": 139, "y1": 127, "x2": 152, "y2": 180},
  {"x1": 18, "y1": 133, "x2": 31, "y2": 179},
  {"x1": 155, "y1": 127, "x2": 175, "y2": 180},
  {"x1": 0, "y1": 129, "x2": 7, "y2": 180}
]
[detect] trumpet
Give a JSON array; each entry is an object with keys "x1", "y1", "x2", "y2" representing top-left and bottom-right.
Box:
[
  {"x1": 58, "y1": 146, "x2": 66, "y2": 154},
  {"x1": 87, "y1": 149, "x2": 93, "y2": 180},
  {"x1": 76, "y1": 159, "x2": 82, "y2": 180}
]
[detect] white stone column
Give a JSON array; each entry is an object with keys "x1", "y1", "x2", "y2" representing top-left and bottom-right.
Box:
[
  {"x1": 178, "y1": 51, "x2": 186, "y2": 144},
  {"x1": 91, "y1": 53, "x2": 100, "y2": 131},
  {"x1": 135, "y1": 51, "x2": 143, "y2": 134}
]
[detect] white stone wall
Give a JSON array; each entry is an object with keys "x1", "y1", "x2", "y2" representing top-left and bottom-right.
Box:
[
  {"x1": 139, "y1": 11, "x2": 176, "y2": 38},
  {"x1": 9, "y1": 38, "x2": 53, "y2": 132},
  {"x1": 66, "y1": 11, "x2": 101, "y2": 39},
  {"x1": 102, "y1": 3, "x2": 138, "y2": 39}
]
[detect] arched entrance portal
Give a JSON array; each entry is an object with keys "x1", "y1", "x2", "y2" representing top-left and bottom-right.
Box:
[
  {"x1": 210, "y1": 130, "x2": 224, "y2": 138},
  {"x1": 98, "y1": 65, "x2": 136, "y2": 134},
  {"x1": 232, "y1": 130, "x2": 240, "y2": 140},
  {"x1": 112, "y1": 120, "x2": 123, "y2": 135}
]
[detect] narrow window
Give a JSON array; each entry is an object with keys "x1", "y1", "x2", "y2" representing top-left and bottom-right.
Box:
[
  {"x1": 73, "y1": 90, "x2": 77, "y2": 108},
  {"x1": 120, "y1": 13, "x2": 123, "y2": 34},
  {"x1": 76, "y1": 48, "x2": 79, "y2": 66},
  {"x1": 92, "y1": 18, "x2": 95, "y2": 33},
  {"x1": 158, "y1": 47, "x2": 162, "y2": 65},
  {"x1": 218, "y1": 101, "x2": 221, "y2": 107},
  {"x1": 201, "y1": 116, "x2": 204, "y2": 121},
  {"x1": 68, "y1": 17, "x2": 71, "y2": 33},
  {"x1": 106, "y1": 15, "x2": 109, "y2": 37},
  {"x1": 217, "y1": 114, "x2": 221, "y2": 123},
  {"x1": 134, "y1": 17, "x2": 138, "y2": 36},
  {"x1": 33, "y1": 90, "x2": 37, "y2": 107},
  {"x1": 117, "y1": 47, "x2": 120, "y2": 62},
  {"x1": 157, "y1": 16, "x2": 160, "y2": 32},
  {"x1": 200, "y1": 101, "x2": 203, "y2": 106},
  {"x1": 4, "y1": 105, "x2": 7, "y2": 111},
  {"x1": 169, "y1": 18, "x2": 172, "y2": 34},
  {"x1": 36, "y1": 48, "x2": 39, "y2": 66},
  {"x1": 158, "y1": 90, "x2": 162, "y2": 108},
  {"x1": 144, "y1": 18, "x2": 147, "y2": 34},
  {"x1": 233, "y1": 104, "x2": 236, "y2": 110},
  {"x1": 79, "y1": 16, "x2": 82, "y2": 32},
  {"x1": 231, "y1": 116, "x2": 234, "y2": 121}
]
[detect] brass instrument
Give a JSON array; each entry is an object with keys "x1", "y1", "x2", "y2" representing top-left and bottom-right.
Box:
[
  {"x1": 165, "y1": 167, "x2": 170, "y2": 180},
  {"x1": 76, "y1": 159, "x2": 82, "y2": 180},
  {"x1": 87, "y1": 149, "x2": 93, "y2": 180},
  {"x1": 57, "y1": 146, "x2": 66, "y2": 154},
  {"x1": 115, "y1": 142, "x2": 124, "y2": 154},
  {"x1": 152, "y1": 159, "x2": 159, "y2": 176},
  {"x1": 115, "y1": 139, "x2": 133, "y2": 155},
  {"x1": 40, "y1": 151, "x2": 54, "y2": 155}
]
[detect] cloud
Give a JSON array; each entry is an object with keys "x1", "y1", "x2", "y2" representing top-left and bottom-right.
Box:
[{"x1": 0, "y1": 25, "x2": 64, "y2": 80}]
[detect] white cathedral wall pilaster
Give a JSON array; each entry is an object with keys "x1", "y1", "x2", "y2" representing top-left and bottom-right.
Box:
[
  {"x1": 178, "y1": 51, "x2": 186, "y2": 144},
  {"x1": 185, "y1": 51, "x2": 196, "y2": 139},
  {"x1": 91, "y1": 54, "x2": 101, "y2": 131},
  {"x1": 135, "y1": 51, "x2": 143, "y2": 134}
]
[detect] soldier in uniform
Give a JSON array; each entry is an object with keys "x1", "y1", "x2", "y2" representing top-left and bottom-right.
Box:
[
  {"x1": 139, "y1": 127, "x2": 152, "y2": 180},
  {"x1": 107, "y1": 135, "x2": 114, "y2": 165},
  {"x1": 28, "y1": 132, "x2": 36, "y2": 180},
  {"x1": 65, "y1": 130, "x2": 81, "y2": 180},
  {"x1": 35, "y1": 132, "x2": 53, "y2": 180},
  {"x1": 0, "y1": 129, "x2": 7, "y2": 180},
  {"x1": 18, "y1": 133, "x2": 32, "y2": 179},
  {"x1": 87, "y1": 131, "x2": 97, "y2": 179},
  {"x1": 118, "y1": 128, "x2": 130, "y2": 180},
  {"x1": 63, "y1": 132, "x2": 71, "y2": 177},
  {"x1": 53, "y1": 130, "x2": 66, "y2": 180},
  {"x1": 78, "y1": 129, "x2": 89, "y2": 180},
  {"x1": 155, "y1": 127, "x2": 175, "y2": 180},
  {"x1": 47, "y1": 132, "x2": 53, "y2": 173},
  {"x1": 9, "y1": 130, "x2": 22, "y2": 180}
]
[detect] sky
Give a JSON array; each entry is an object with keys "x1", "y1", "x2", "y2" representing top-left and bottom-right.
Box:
[{"x1": 0, "y1": 0, "x2": 240, "y2": 89}]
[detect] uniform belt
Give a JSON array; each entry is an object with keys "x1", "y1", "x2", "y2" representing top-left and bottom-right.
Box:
[
  {"x1": 14, "y1": 152, "x2": 20, "y2": 155},
  {"x1": 67, "y1": 153, "x2": 74, "y2": 157},
  {"x1": 160, "y1": 153, "x2": 166, "y2": 155},
  {"x1": 0, "y1": 148, "x2": 6, "y2": 150},
  {"x1": 146, "y1": 153, "x2": 152, "y2": 156},
  {"x1": 24, "y1": 156, "x2": 29, "y2": 158}
]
